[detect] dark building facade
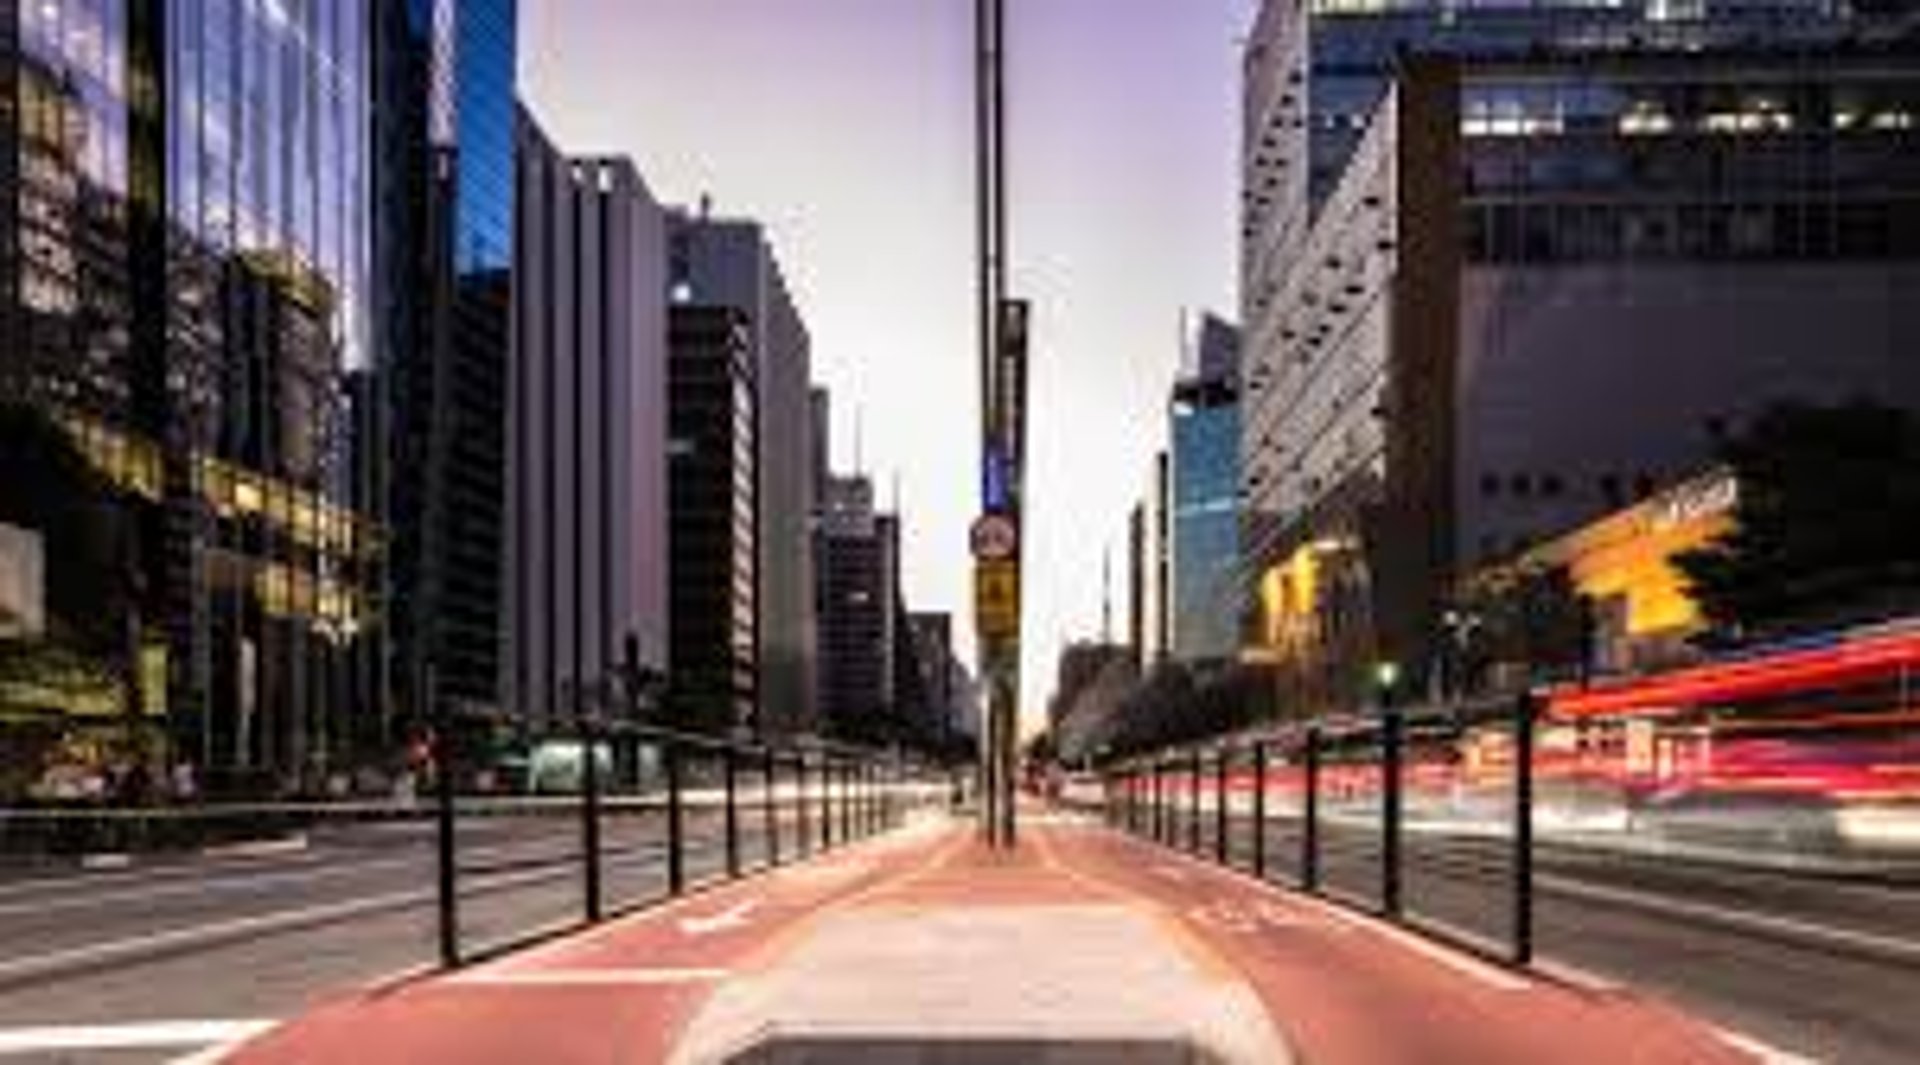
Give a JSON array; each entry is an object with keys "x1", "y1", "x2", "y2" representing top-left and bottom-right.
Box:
[
  {"x1": 1242, "y1": 1, "x2": 1920, "y2": 711},
  {"x1": 817, "y1": 474, "x2": 899, "y2": 738},
  {"x1": 667, "y1": 212, "x2": 815, "y2": 736},
  {"x1": 383, "y1": 0, "x2": 519, "y2": 724},
  {"x1": 1, "y1": 0, "x2": 383, "y2": 783},
  {"x1": 667, "y1": 305, "x2": 758, "y2": 733}
]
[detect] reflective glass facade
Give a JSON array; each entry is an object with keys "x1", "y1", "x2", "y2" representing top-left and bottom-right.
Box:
[
  {"x1": 386, "y1": 0, "x2": 518, "y2": 720},
  {"x1": 1170, "y1": 317, "x2": 1243, "y2": 663},
  {"x1": 5, "y1": 0, "x2": 133, "y2": 418},
  {"x1": 2, "y1": 0, "x2": 383, "y2": 783}
]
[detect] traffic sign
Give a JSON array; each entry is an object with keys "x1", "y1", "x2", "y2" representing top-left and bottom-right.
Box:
[
  {"x1": 975, "y1": 560, "x2": 1020, "y2": 640},
  {"x1": 970, "y1": 513, "x2": 1019, "y2": 561}
]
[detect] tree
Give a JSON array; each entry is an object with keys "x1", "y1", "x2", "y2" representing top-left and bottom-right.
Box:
[
  {"x1": 1447, "y1": 564, "x2": 1589, "y2": 692},
  {"x1": 1674, "y1": 400, "x2": 1920, "y2": 640}
]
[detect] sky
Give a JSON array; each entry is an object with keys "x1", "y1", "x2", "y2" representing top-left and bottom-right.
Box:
[{"x1": 521, "y1": 0, "x2": 1256, "y2": 726}]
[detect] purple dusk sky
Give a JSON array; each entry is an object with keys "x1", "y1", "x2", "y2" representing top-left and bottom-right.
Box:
[{"x1": 522, "y1": 0, "x2": 1257, "y2": 722}]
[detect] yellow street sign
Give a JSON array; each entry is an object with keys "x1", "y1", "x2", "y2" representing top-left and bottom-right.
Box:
[{"x1": 975, "y1": 560, "x2": 1020, "y2": 640}]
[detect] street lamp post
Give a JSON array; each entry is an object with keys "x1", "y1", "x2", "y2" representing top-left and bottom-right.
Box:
[{"x1": 1375, "y1": 660, "x2": 1403, "y2": 917}]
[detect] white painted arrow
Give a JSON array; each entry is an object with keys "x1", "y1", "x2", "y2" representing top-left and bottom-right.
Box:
[{"x1": 678, "y1": 899, "x2": 760, "y2": 937}]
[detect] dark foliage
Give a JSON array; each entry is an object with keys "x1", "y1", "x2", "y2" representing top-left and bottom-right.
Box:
[{"x1": 1674, "y1": 400, "x2": 1920, "y2": 640}]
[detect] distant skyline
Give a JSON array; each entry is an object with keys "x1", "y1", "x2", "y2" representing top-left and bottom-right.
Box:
[{"x1": 521, "y1": 0, "x2": 1254, "y2": 723}]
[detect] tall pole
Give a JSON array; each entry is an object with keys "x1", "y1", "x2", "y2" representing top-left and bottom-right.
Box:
[{"x1": 975, "y1": 0, "x2": 1019, "y2": 849}]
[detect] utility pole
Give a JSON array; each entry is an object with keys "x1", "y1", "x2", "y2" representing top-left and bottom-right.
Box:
[{"x1": 974, "y1": 0, "x2": 1021, "y2": 849}]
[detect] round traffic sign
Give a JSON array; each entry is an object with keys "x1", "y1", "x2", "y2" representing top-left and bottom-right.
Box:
[{"x1": 970, "y1": 514, "x2": 1019, "y2": 561}]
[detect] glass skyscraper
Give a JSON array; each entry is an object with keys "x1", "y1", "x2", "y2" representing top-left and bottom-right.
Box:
[
  {"x1": 2, "y1": 0, "x2": 382, "y2": 786},
  {"x1": 384, "y1": 0, "x2": 519, "y2": 723},
  {"x1": 1170, "y1": 314, "x2": 1243, "y2": 663}
]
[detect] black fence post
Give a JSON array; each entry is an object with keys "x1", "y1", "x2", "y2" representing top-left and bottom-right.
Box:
[
  {"x1": 1188, "y1": 752, "x2": 1202, "y2": 853},
  {"x1": 1252, "y1": 743, "x2": 1268, "y2": 879},
  {"x1": 666, "y1": 739, "x2": 685, "y2": 895},
  {"x1": 582, "y1": 716, "x2": 603, "y2": 922},
  {"x1": 1382, "y1": 708, "x2": 1404, "y2": 918},
  {"x1": 1303, "y1": 727, "x2": 1320, "y2": 892},
  {"x1": 864, "y1": 763, "x2": 879, "y2": 836},
  {"x1": 434, "y1": 693, "x2": 458, "y2": 968},
  {"x1": 764, "y1": 747, "x2": 780, "y2": 868},
  {"x1": 821, "y1": 757, "x2": 835, "y2": 850},
  {"x1": 842, "y1": 761, "x2": 855, "y2": 843},
  {"x1": 1514, "y1": 689, "x2": 1536, "y2": 965},
  {"x1": 1156, "y1": 761, "x2": 1169, "y2": 844},
  {"x1": 724, "y1": 744, "x2": 740, "y2": 879},
  {"x1": 796, "y1": 755, "x2": 811, "y2": 857},
  {"x1": 1215, "y1": 750, "x2": 1229, "y2": 864}
]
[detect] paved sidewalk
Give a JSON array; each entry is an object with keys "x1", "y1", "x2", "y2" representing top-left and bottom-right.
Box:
[{"x1": 226, "y1": 813, "x2": 1758, "y2": 1065}]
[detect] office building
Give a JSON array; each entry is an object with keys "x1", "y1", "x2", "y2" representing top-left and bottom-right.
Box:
[
  {"x1": 384, "y1": 0, "x2": 520, "y2": 724},
  {"x1": 667, "y1": 305, "x2": 758, "y2": 733},
  {"x1": 817, "y1": 474, "x2": 899, "y2": 737},
  {"x1": 668, "y1": 212, "x2": 815, "y2": 736},
  {"x1": 1241, "y1": 2, "x2": 1920, "y2": 711},
  {"x1": 505, "y1": 109, "x2": 670, "y2": 726},
  {"x1": 907, "y1": 611, "x2": 962, "y2": 741},
  {"x1": 1136, "y1": 451, "x2": 1172, "y2": 666},
  {"x1": 0, "y1": 0, "x2": 382, "y2": 782},
  {"x1": 1169, "y1": 314, "x2": 1242, "y2": 663}
]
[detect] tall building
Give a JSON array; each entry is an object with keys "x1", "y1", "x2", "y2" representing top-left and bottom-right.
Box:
[
  {"x1": 907, "y1": 611, "x2": 961, "y2": 741},
  {"x1": 667, "y1": 305, "x2": 758, "y2": 733},
  {"x1": 817, "y1": 474, "x2": 899, "y2": 738},
  {"x1": 1126, "y1": 503, "x2": 1146, "y2": 665},
  {"x1": 1241, "y1": 1, "x2": 1920, "y2": 711},
  {"x1": 384, "y1": 0, "x2": 519, "y2": 724},
  {"x1": 1137, "y1": 450, "x2": 1172, "y2": 666},
  {"x1": 1169, "y1": 313, "x2": 1242, "y2": 663},
  {"x1": 1, "y1": 0, "x2": 382, "y2": 782},
  {"x1": 667, "y1": 212, "x2": 815, "y2": 736},
  {"x1": 505, "y1": 108, "x2": 669, "y2": 726}
]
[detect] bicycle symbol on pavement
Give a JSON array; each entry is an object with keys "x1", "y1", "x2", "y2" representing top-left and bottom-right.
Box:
[{"x1": 1186, "y1": 897, "x2": 1333, "y2": 935}]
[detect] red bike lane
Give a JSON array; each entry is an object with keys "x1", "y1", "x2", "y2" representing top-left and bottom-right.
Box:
[
  {"x1": 1046, "y1": 827, "x2": 1754, "y2": 1065},
  {"x1": 224, "y1": 820, "x2": 967, "y2": 1065},
  {"x1": 225, "y1": 816, "x2": 1759, "y2": 1065}
]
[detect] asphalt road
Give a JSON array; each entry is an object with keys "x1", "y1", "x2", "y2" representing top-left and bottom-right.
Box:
[
  {"x1": 5, "y1": 794, "x2": 1914, "y2": 1063},
  {"x1": 1142, "y1": 805, "x2": 1920, "y2": 1065},
  {"x1": 0, "y1": 798, "x2": 839, "y2": 1064}
]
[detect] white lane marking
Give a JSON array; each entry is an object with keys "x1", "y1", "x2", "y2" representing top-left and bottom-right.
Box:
[
  {"x1": 0, "y1": 835, "x2": 614, "y2": 919},
  {"x1": 1537, "y1": 871, "x2": 1920, "y2": 968},
  {"x1": 80, "y1": 853, "x2": 133, "y2": 870},
  {"x1": 0, "y1": 1019, "x2": 273, "y2": 1055},
  {"x1": 450, "y1": 967, "x2": 731, "y2": 987},
  {"x1": 773, "y1": 860, "x2": 867, "y2": 886},
  {"x1": 1187, "y1": 897, "x2": 1328, "y2": 935},
  {"x1": 201, "y1": 834, "x2": 308, "y2": 859},
  {"x1": 1712, "y1": 1026, "x2": 1824, "y2": 1065},
  {"x1": 679, "y1": 899, "x2": 760, "y2": 936},
  {"x1": 1302, "y1": 897, "x2": 1532, "y2": 992},
  {"x1": 1532, "y1": 955, "x2": 1622, "y2": 994},
  {"x1": 0, "y1": 860, "x2": 577, "y2": 984}
]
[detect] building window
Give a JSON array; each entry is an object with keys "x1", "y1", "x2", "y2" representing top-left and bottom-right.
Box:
[{"x1": 1480, "y1": 472, "x2": 1500, "y2": 498}]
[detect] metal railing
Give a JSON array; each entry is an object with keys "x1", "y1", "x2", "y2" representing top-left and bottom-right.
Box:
[
  {"x1": 0, "y1": 726, "x2": 954, "y2": 971},
  {"x1": 1103, "y1": 691, "x2": 1538, "y2": 965}
]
